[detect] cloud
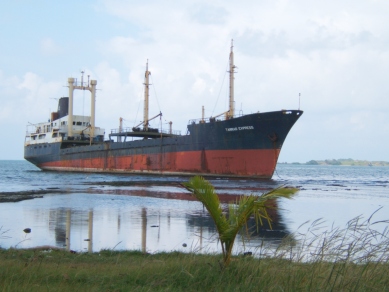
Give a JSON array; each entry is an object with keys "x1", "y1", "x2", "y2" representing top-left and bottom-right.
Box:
[
  {"x1": 239, "y1": 30, "x2": 290, "y2": 58},
  {"x1": 2, "y1": 0, "x2": 389, "y2": 161},
  {"x1": 190, "y1": 4, "x2": 228, "y2": 25},
  {"x1": 0, "y1": 71, "x2": 24, "y2": 123},
  {"x1": 15, "y1": 72, "x2": 62, "y2": 121},
  {"x1": 92, "y1": 1, "x2": 389, "y2": 163},
  {"x1": 40, "y1": 38, "x2": 62, "y2": 55}
]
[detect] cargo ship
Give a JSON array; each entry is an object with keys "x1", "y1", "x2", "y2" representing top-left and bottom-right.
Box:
[{"x1": 24, "y1": 42, "x2": 303, "y2": 178}]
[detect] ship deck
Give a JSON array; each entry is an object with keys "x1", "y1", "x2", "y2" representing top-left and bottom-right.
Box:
[{"x1": 109, "y1": 130, "x2": 180, "y2": 140}]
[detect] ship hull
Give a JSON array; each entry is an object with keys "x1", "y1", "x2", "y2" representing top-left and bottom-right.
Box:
[{"x1": 25, "y1": 110, "x2": 302, "y2": 178}]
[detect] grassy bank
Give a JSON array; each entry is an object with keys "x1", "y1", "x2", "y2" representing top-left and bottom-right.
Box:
[{"x1": 1, "y1": 248, "x2": 388, "y2": 291}]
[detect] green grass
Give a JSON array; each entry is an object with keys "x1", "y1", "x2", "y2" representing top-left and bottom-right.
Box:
[{"x1": 0, "y1": 248, "x2": 388, "y2": 291}]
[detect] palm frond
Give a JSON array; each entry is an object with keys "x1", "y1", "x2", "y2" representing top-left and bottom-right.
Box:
[
  {"x1": 182, "y1": 176, "x2": 299, "y2": 267},
  {"x1": 182, "y1": 176, "x2": 229, "y2": 235}
]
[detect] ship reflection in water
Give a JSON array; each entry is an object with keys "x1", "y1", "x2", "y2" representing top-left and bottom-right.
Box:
[{"x1": 1, "y1": 185, "x2": 293, "y2": 254}]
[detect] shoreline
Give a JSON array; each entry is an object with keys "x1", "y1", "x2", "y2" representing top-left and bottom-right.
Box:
[{"x1": 0, "y1": 189, "x2": 66, "y2": 203}]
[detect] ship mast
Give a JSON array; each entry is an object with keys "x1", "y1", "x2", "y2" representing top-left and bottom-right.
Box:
[
  {"x1": 143, "y1": 60, "x2": 151, "y2": 131},
  {"x1": 227, "y1": 39, "x2": 236, "y2": 119},
  {"x1": 67, "y1": 72, "x2": 97, "y2": 139}
]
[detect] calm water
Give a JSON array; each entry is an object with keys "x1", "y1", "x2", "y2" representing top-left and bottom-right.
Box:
[{"x1": 0, "y1": 160, "x2": 388, "y2": 255}]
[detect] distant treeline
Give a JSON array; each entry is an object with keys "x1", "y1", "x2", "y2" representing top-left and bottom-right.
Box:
[{"x1": 281, "y1": 159, "x2": 389, "y2": 166}]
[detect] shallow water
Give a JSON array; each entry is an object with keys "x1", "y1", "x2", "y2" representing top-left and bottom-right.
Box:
[{"x1": 0, "y1": 161, "x2": 388, "y2": 256}]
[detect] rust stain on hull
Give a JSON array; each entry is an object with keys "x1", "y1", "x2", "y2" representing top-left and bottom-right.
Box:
[{"x1": 39, "y1": 149, "x2": 280, "y2": 178}]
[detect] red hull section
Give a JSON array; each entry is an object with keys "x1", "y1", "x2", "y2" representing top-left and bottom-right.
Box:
[{"x1": 39, "y1": 149, "x2": 281, "y2": 178}]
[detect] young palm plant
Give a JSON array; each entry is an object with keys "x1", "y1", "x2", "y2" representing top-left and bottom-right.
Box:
[{"x1": 183, "y1": 176, "x2": 298, "y2": 267}]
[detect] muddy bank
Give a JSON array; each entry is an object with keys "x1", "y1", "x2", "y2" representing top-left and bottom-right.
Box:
[
  {"x1": 0, "y1": 182, "x2": 291, "y2": 204},
  {"x1": 0, "y1": 189, "x2": 65, "y2": 203},
  {"x1": 84, "y1": 180, "x2": 182, "y2": 187}
]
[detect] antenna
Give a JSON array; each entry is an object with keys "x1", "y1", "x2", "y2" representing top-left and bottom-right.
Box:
[{"x1": 299, "y1": 93, "x2": 301, "y2": 110}]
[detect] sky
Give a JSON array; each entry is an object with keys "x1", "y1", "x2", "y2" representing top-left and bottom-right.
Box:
[{"x1": 0, "y1": 0, "x2": 388, "y2": 162}]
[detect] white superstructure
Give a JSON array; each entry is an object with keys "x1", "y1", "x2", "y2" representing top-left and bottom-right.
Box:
[
  {"x1": 25, "y1": 114, "x2": 105, "y2": 146},
  {"x1": 25, "y1": 73, "x2": 105, "y2": 147}
]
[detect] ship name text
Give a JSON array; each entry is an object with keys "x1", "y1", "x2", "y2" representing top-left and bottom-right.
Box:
[{"x1": 225, "y1": 126, "x2": 254, "y2": 132}]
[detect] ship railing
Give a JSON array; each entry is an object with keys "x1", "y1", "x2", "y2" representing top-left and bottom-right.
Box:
[
  {"x1": 110, "y1": 127, "x2": 181, "y2": 136},
  {"x1": 25, "y1": 124, "x2": 55, "y2": 136},
  {"x1": 71, "y1": 78, "x2": 90, "y2": 87},
  {"x1": 188, "y1": 112, "x2": 245, "y2": 125}
]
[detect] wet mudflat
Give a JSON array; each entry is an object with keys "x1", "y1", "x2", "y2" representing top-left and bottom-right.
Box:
[
  {"x1": 0, "y1": 189, "x2": 67, "y2": 203},
  {"x1": 0, "y1": 161, "x2": 388, "y2": 256}
]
